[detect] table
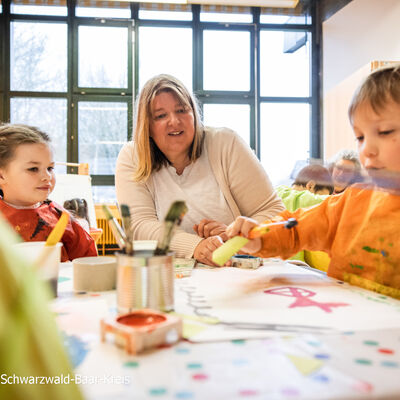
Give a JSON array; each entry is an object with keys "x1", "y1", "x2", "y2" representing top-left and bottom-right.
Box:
[{"x1": 53, "y1": 260, "x2": 400, "y2": 399}]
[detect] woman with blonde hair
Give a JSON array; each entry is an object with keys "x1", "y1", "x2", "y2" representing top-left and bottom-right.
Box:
[{"x1": 116, "y1": 74, "x2": 283, "y2": 266}]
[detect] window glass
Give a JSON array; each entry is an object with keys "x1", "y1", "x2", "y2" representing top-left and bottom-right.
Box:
[
  {"x1": 92, "y1": 185, "x2": 117, "y2": 203},
  {"x1": 260, "y1": 14, "x2": 311, "y2": 24},
  {"x1": 260, "y1": 3, "x2": 311, "y2": 25},
  {"x1": 78, "y1": 102, "x2": 127, "y2": 175},
  {"x1": 11, "y1": 2, "x2": 67, "y2": 16},
  {"x1": 10, "y1": 97, "x2": 68, "y2": 173},
  {"x1": 139, "y1": 27, "x2": 192, "y2": 91},
  {"x1": 200, "y1": 6, "x2": 252, "y2": 23},
  {"x1": 260, "y1": 30, "x2": 310, "y2": 97},
  {"x1": 139, "y1": 4, "x2": 192, "y2": 21},
  {"x1": 203, "y1": 30, "x2": 250, "y2": 91},
  {"x1": 203, "y1": 104, "x2": 250, "y2": 145},
  {"x1": 78, "y1": 26, "x2": 128, "y2": 88},
  {"x1": 10, "y1": 22, "x2": 67, "y2": 92},
  {"x1": 76, "y1": 0, "x2": 130, "y2": 18},
  {"x1": 260, "y1": 102, "x2": 309, "y2": 186}
]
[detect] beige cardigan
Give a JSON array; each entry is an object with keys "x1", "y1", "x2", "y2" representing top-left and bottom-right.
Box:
[{"x1": 115, "y1": 126, "x2": 284, "y2": 258}]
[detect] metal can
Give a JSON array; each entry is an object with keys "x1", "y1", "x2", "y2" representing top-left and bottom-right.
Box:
[{"x1": 116, "y1": 252, "x2": 174, "y2": 314}]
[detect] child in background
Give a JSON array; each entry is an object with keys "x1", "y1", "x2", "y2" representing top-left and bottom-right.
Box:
[
  {"x1": 0, "y1": 123, "x2": 97, "y2": 261},
  {"x1": 276, "y1": 164, "x2": 333, "y2": 269},
  {"x1": 63, "y1": 198, "x2": 91, "y2": 233},
  {"x1": 225, "y1": 64, "x2": 400, "y2": 299},
  {"x1": 276, "y1": 164, "x2": 334, "y2": 213}
]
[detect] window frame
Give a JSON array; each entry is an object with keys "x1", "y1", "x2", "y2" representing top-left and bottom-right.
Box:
[{"x1": 0, "y1": 0, "x2": 322, "y2": 198}]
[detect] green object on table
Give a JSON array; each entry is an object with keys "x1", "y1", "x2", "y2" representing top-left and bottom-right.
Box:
[
  {"x1": 212, "y1": 236, "x2": 250, "y2": 266},
  {"x1": 0, "y1": 216, "x2": 83, "y2": 400}
]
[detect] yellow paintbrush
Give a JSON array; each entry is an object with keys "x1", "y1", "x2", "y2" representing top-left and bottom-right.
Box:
[
  {"x1": 34, "y1": 211, "x2": 69, "y2": 269},
  {"x1": 212, "y1": 218, "x2": 298, "y2": 267}
]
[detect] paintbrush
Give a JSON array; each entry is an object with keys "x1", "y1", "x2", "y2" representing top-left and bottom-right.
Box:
[
  {"x1": 120, "y1": 204, "x2": 133, "y2": 255},
  {"x1": 34, "y1": 211, "x2": 69, "y2": 269},
  {"x1": 154, "y1": 201, "x2": 188, "y2": 256},
  {"x1": 102, "y1": 204, "x2": 128, "y2": 252},
  {"x1": 212, "y1": 218, "x2": 298, "y2": 267}
]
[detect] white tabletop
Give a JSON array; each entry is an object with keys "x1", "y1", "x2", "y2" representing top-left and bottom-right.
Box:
[{"x1": 53, "y1": 260, "x2": 400, "y2": 400}]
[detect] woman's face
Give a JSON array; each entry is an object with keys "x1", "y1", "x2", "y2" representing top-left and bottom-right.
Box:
[
  {"x1": 149, "y1": 91, "x2": 195, "y2": 162},
  {"x1": 332, "y1": 159, "x2": 358, "y2": 188}
]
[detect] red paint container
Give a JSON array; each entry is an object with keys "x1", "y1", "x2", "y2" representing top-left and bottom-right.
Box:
[{"x1": 101, "y1": 309, "x2": 182, "y2": 354}]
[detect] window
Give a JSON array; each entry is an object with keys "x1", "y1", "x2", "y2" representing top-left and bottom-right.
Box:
[
  {"x1": 78, "y1": 101, "x2": 128, "y2": 175},
  {"x1": 2, "y1": 1, "x2": 318, "y2": 201},
  {"x1": 260, "y1": 30, "x2": 310, "y2": 97},
  {"x1": 78, "y1": 26, "x2": 128, "y2": 89},
  {"x1": 10, "y1": 97, "x2": 68, "y2": 172},
  {"x1": 203, "y1": 30, "x2": 250, "y2": 91},
  {"x1": 203, "y1": 104, "x2": 250, "y2": 145},
  {"x1": 260, "y1": 102, "x2": 310, "y2": 185},
  {"x1": 138, "y1": 26, "x2": 192, "y2": 91},
  {"x1": 76, "y1": 0, "x2": 130, "y2": 18},
  {"x1": 10, "y1": 21, "x2": 67, "y2": 92},
  {"x1": 11, "y1": 0, "x2": 67, "y2": 16}
]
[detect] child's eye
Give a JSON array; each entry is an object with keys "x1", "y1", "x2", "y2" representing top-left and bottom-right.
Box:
[
  {"x1": 48, "y1": 166, "x2": 54, "y2": 172},
  {"x1": 28, "y1": 167, "x2": 38, "y2": 172},
  {"x1": 355, "y1": 136, "x2": 364, "y2": 143},
  {"x1": 379, "y1": 129, "x2": 394, "y2": 136}
]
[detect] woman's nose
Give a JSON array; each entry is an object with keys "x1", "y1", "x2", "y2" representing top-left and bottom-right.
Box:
[{"x1": 167, "y1": 112, "x2": 180, "y2": 126}]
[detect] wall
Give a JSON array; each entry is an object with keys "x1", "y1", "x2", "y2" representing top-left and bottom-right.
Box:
[{"x1": 322, "y1": 0, "x2": 400, "y2": 159}]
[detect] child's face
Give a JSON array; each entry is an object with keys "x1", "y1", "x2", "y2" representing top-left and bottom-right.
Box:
[
  {"x1": 0, "y1": 143, "x2": 55, "y2": 207},
  {"x1": 352, "y1": 99, "x2": 400, "y2": 178}
]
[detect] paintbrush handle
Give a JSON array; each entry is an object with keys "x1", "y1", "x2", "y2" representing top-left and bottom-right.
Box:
[
  {"x1": 248, "y1": 218, "x2": 297, "y2": 239},
  {"x1": 108, "y1": 217, "x2": 128, "y2": 250}
]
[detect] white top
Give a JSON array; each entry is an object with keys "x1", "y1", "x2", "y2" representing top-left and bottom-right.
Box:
[
  {"x1": 152, "y1": 146, "x2": 234, "y2": 233},
  {"x1": 115, "y1": 126, "x2": 284, "y2": 258}
]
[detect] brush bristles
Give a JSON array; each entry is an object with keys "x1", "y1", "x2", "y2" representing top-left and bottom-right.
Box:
[
  {"x1": 165, "y1": 201, "x2": 188, "y2": 222},
  {"x1": 102, "y1": 204, "x2": 113, "y2": 220},
  {"x1": 120, "y1": 204, "x2": 130, "y2": 218}
]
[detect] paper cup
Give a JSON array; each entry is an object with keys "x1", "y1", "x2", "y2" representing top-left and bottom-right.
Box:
[
  {"x1": 13, "y1": 241, "x2": 62, "y2": 297},
  {"x1": 73, "y1": 256, "x2": 117, "y2": 291},
  {"x1": 132, "y1": 240, "x2": 158, "y2": 251}
]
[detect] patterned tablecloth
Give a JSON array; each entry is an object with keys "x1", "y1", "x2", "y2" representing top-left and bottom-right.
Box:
[{"x1": 54, "y1": 260, "x2": 400, "y2": 400}]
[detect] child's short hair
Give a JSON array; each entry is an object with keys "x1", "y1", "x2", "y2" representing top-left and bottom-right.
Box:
[
  {"x1": 63, "y1": 198, "x2": 90, "y2": 225},
  {"x1": 293, "y1": 164, "x2": 334, "y2": 194},
  {"x1": 0, "y1": 123, "x2": 50, "y2": 169},
  {"x1": 349, "y1": 64, "x2": 400, "y2": 120}
]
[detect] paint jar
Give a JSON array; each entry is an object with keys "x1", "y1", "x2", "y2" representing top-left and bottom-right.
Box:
[
  {"x1": 13, "y1": 241, "x2": 63, "y2": 297},
  {"x1": 116, "y1": 252, "x2": 174, "y2": 314}
]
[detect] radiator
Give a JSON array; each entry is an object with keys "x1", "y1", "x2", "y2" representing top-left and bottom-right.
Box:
[{"x1": 95, "y1": 204, "x2": 122, "y2": 255}]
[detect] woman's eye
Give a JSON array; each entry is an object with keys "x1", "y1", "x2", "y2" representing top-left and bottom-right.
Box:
[
  {"x1": 177, "y1": 108, "x2": 186, "y2": 114},
  {"x1": 28, "y1": 167, "x2": 38, "y2": 172},
  {"x1": 154, "y1": 113, "x2": 166, "y2": 120}
]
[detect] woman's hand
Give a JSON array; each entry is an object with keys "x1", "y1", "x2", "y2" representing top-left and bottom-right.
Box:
[
  {"x1": 193, "y1": 219, "x2": 228, "y2": 241},
  {"x1": 194, "y1": 236, "x2": 230, "y2": 267},
  {"x1": 225, "y1": 216, "x2": 262, "y2": 254}
]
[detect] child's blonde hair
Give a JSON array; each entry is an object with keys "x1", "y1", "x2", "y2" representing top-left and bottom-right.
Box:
[
  {"x1": 0, "y1": 123, "x2": 51, "y2": 197},
  {"x1": 132, "y1": 74, "x2": 204, "y2": 182},
  {"x1": 349, "y1": 64, "x2": 400, "y2": 121},
  {"x1": 0, "y1": 123, "x2": 50, "y2": 169}
]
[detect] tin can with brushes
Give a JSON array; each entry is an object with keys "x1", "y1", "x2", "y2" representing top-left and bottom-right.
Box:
[{"x1": 116, "y1": 252, "x2": 174, "y2": 314}]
